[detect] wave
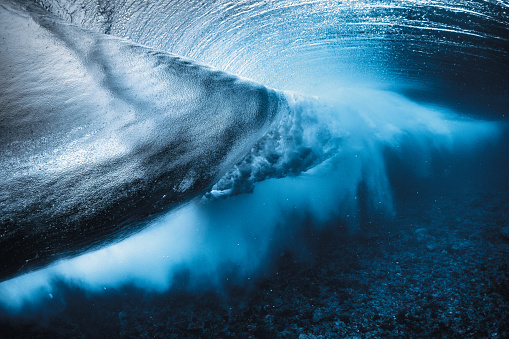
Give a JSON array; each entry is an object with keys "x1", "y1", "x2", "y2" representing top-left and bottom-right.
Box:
[
  {"x1": 0, "y1": 85, "x2": 501, "y2": 312},
  {"x1": 0, "y1": 0, "x2": 507, "y2": 315},
  {"x1": 0, "y1": 0, "x2": 283, "y2": 280},
  {"x1": 32, "y1": 0, "x2": 509, "y2": 118}
]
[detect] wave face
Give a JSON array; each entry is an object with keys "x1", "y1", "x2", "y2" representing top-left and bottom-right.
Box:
[
  {"x1": 0, "y1": 0, "x2": 508, "y2": 315},
  {"x1": 0, "y1": 0, "x2": 284, "y2": 279}
]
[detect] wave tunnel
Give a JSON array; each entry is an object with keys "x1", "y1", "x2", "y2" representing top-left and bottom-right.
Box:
[{"x1": 1, "y1": 0, "x2": 508, "y2": 337}]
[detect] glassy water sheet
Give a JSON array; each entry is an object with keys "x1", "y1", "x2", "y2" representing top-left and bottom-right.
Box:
[{"x1": 0, "y1": 0, "x2": 508, "y2": 337}]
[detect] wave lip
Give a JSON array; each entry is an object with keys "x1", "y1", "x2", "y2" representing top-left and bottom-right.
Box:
[{"x1": 31, "y1": 0, "x2": 509, "y2": 118}]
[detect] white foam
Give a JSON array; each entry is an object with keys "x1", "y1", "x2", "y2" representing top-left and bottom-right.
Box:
[{"x1": 0, "y1": 88, "x2": 500, "y2": 313}]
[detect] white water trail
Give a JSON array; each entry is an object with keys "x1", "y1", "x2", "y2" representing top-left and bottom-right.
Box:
[{"x1": 0, "y1": 88, "x2": 500, "y2": 313}]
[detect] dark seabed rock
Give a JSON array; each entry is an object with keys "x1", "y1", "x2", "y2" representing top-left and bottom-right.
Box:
[{"x1": 1, "y1": 182, "x2": 508, "y2": 338}]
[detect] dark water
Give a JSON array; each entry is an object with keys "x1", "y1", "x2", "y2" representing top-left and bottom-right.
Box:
[{"x1": 0, "y1": 0, "x2": 508, "y2": 337}]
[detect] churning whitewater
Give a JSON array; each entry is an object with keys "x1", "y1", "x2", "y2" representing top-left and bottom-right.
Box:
[
  {"x1": 0, "y1": 0, "x2": 507, "y2": 323},
  {"x1": 0, "y1": 86, "x2": 500, "y2": 311}
]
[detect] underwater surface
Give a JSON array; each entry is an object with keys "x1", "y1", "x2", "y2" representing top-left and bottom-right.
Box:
[{"x1": 0, "y1": 0, "x2": 508, "y2": 337}]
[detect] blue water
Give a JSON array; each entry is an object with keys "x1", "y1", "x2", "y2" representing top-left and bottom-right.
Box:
[{"x1": 0, "y1": 0, "x2": 508, "y2": 332}]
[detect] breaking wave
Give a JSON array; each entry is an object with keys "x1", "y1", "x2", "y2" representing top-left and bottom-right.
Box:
[{"x1": 0, "y1": 0, "x2": 508, "y2": 316}]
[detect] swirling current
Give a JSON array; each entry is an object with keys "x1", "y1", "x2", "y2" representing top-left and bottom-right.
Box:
[{"x1": 0, "y1": 0, "x2": 508, "y2": 336}]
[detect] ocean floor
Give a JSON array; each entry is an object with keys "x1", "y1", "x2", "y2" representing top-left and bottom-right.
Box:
[{"x1": 1, "y1": 181, "x2": 508, "y2": 338}]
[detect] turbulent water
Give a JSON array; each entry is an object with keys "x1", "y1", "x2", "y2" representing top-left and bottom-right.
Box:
[{"x1": 0, "y1": 0, "x2": 508, "y2": 320}]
